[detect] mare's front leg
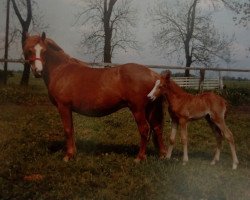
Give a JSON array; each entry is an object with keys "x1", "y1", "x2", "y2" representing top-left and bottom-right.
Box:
[
  {"x1": 57, "y1": 103, "x2": 76, "y2": 162},
  {"x1": 166, "y1": 120, "x2": 178, "y2": 159},
  {"x1": 179, "y1": 118, "x2": 188, "y2": 165},
  {"x1": 132, "y1": 110, "x2": 150, "y2": 163}
]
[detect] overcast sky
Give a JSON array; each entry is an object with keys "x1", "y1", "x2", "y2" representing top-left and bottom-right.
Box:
[{"x1": 0, "y1": 0, "x2": 249, "y2": 78}]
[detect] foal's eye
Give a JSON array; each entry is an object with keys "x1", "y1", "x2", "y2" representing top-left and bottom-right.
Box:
[{"x1": 28, "y1": 49, "x2": 33, "y2": 55}]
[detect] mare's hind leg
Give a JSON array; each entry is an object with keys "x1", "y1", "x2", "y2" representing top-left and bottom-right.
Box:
[
  {"x1": 212, "y1": 116, "x2": 239, "y2": 169},
  {"x1": 206, "y1": 115, "x2": 223, "y2": 165},
  {"x1": 57, "y1": 103, "x2": 76, "y2": 162},
  {"x1": 132, "y1": 109, "x2": 151, "y2": 163},
  {"x1": 179, "y1": 118, "x2": 188, "y2": 165},
  {"x1": 147, "y1": 99, "x2": 167, "y2": 159},
  {"x1": 166, "y1": 120, "x2": 178, "y2": 159}
]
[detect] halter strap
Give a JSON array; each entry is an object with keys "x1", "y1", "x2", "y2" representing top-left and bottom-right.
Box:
[{"x1": 29, "y1": 57, "x2": 43, "y2": 62}]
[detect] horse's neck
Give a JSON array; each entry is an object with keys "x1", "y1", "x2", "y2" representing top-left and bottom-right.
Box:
[
  {"x1": 165, "y1": 80, "x2": 190, "y2": 103},
  {"x1": 42, "y1": 49, "x2": 70, "y2": 86}
]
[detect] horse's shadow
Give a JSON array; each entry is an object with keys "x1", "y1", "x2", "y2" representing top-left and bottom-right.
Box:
[
  {"x1": 47, "y1": 140, "x2": 226, "y2": 161},
  {"x1": 47, "y1": 140, "x2": 157, "y2": 157}
]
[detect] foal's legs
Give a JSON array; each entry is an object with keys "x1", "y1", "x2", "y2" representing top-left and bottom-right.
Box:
[
  {"x1": 166, "y1": 120, "x2": 178, "y2": 159},
  {"x1": 132, "y1": 109, "x2": 151, "y2": 163},
  {"x1": 212, "y1": 116, "x2": 239, "y2": 169},
  {"x1": 57, "y1": 103, "x2": 76, "y2": 162},
  {"x1": 206, "y1": 115, "x2": 223, "y2": 165},
  {"x1": 179, "y1": 118, "x2": 189, "y2": 164}
]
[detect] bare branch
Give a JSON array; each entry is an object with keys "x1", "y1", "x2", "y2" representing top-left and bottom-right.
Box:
[{"x1": 73, "y1": 0, "x2": 138, "y2": 62}]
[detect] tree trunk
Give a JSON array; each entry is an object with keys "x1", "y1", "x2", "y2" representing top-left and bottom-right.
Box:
[
  {"x1": 3, "y1": 0, "x2": 10, "y2": 85},
  {"x1": 11, "y1": 0, "x2": 32, "y2": 86},
  {"x1": 103, "y1": 0, "x2": 117, "y2": 63},
  {"x1": 184, "y1": 0, "x2": 197, "y2": 77},
  {"x1": 185, "y1": 56, "x2": 192, "y2": 77},
  {"x1": 20, "y1": 29, "x2": 30, "y2": 85},
  {"x1": 104, "y1": 26, "x2": 112, "y2": 63}
]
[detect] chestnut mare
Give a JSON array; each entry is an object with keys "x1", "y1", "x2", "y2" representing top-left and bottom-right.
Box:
[
  {"x1": 23, "y1": 32, "x2": 167, "y2": 162},
  {"x1": 148, "y1": 70, "x2": 239, "y2": 169}
]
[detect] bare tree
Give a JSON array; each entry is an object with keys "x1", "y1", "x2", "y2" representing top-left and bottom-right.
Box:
[
  {"x1": 11, "y1": 0, "x2": 32, "y2": 85},
  {"x1": 149, "y1": 0, "x2": 234, "y2": 76},
  {"x1": 10, "y1": 0, "x2": 48, "y2": 85},
  {"x1": 215, "y1": 0, "x2": 250, "y2": 27},
  {"x1": 74, "y1": 0, "x2": 138, "y2": 63}
]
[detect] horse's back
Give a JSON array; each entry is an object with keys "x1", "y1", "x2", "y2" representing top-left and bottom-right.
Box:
[
  {"x1": 49, "y1": 62, "x2": 159, "y2": 116},
  {"x1": 117, "y1": 63, "x2": 160, "y2": 104}
]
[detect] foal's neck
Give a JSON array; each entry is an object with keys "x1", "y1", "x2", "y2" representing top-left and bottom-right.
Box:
[{"x1": 165, "y1": 79, "x2": 190, "y2": 102}]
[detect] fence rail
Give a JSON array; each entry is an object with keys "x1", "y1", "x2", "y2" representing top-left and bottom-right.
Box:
[
  {"x1": 1, "y1": 58, "x2": 249, "y2": 90},
  {"x1": 0, "y1": 58, "x2": 26, "y2": 64},
  {"x1": 172, "y1": 77, "x2": 222, "y2": 90},
  {"x1": 90, "y1": 62, "x2": 250, "y2": 73},
  {"x1": 0, "y1": 59, "x2": 250, "y2": 73}
]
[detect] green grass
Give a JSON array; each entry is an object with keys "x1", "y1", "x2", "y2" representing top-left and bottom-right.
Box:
[
  {"x1": 0, "y1": 75, "x2": 249, "y2": 200},
  {"x1": 224, "y1": 80, "x2": 250, "y2": 89}
]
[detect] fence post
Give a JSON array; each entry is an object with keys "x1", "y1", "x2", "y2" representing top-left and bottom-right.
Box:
[
  {"x1": 219, "y1": 71, "x2": 223, "y2": 90},
  {"x1": 199, "y1": 69, "x2": 205, "y2": 92}
]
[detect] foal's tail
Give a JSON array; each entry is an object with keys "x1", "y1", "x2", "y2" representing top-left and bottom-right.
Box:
[{"x1": 146, "y1": 96, "x2": 166, "y2": 144}]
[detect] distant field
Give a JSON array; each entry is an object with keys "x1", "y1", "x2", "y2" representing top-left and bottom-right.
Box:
[
  {"x1": 224, "y1": 80, "x2": 250, "y2": 89},
  {"x1": 0, "y1": 75, "x2": 249, "y2": 200}
]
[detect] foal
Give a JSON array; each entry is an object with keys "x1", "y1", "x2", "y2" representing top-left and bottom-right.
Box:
[{"x1": 147, "y1": 70, "x2": 239, "y2": 169}]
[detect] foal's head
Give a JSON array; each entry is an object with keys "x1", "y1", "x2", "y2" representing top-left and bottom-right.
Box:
[
  {"x1": 147, "y1": 70, "x2": 171, "y2": 101},
  {"x1": 23, "y1": 32, "x2": 47, "y2": 78}
]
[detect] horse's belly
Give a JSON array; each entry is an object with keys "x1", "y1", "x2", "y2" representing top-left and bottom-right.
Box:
[{"x1": 72, "y1": 98, "x2": 127, "y2": 117}]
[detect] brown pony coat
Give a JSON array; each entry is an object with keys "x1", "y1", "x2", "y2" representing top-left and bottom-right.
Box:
[
  {"x1": 23, "y1": 33, "x2": 167, "y2": 162},
  {"x1": 148, "y1": 70, "x2": 239, "y2": 169}
]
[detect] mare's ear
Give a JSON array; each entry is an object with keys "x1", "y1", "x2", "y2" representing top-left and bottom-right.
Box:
[{"x1": 41, "y1": 32, "x2": 46, "y2": 41}]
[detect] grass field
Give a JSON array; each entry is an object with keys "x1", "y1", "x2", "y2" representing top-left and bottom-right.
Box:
[{"x1": 0, "y1": 75, "x2": 249, "y2": 200}]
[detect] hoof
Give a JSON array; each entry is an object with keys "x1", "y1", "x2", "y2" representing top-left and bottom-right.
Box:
[
  {"x1": 159, "y1": 154, "x2": 167, "y2": 160},
  {"x1": 63, "y1": 156, "x2": 70, "y2": 162},
  {"x1": 134, "y1": 155, "x2": 147, "y2": 164},
  {"x1": 166, "y1": 154, "x2": 171, "y2": 160},
  {"x1": 232, "y1": 163, "x2": 238, "y2": 170},
  {"x1": 159, "y1": 151, "x2": 168, "y2": 160},
  {"x1": 210, "y1": 160, "x2": 216, "y2": 165},
  {"x1": 134, "y1": 158, "x2": 141, "y2": 164},
  {"x1": 63, "y1": 153, "x2": 74, "y2": 162},
  {"x1": 182, "y1": 162, "x2": 187, "y2": 166}
]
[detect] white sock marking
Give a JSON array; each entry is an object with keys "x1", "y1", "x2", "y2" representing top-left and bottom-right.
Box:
[{"x1": 147, "y1": 80, "x2": 161, "y2": 101}]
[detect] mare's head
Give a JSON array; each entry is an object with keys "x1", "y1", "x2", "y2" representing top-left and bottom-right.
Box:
[
  {"x1": 147, "y1": 70, "x2": 171, "y2": 101},
  {"x1": 23, "y1": 32, "x2": 47, "y2": 78}
]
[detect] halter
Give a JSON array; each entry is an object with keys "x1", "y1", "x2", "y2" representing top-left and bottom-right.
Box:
[{"x1": 28, "y1": 56, "x2": 43, "y2": 63}]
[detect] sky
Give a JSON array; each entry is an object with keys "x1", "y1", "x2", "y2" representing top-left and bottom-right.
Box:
[{"x1": 0, "y1": 0, "x2": 249, "y2": 78}]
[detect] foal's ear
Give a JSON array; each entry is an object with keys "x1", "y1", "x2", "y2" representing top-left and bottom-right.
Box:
[
  {"x1": 41, "y1": 32, "x2": 46, "y2": 41},
  {"x1": 161, "y1": 70, "x2": 171, "y2": 80}
]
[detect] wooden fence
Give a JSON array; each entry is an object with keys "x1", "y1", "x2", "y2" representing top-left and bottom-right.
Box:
[
  {"x1": 1, "y1": 59, "x2": 249, "y2": 90},
  {"x1": 172, "y1": 77, "x2": 223, "y2": 90}
]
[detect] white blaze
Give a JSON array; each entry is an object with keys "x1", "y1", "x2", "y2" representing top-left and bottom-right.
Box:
[
  {"x1": 34, "y1": 44, "x2": 43, "y2": 74},
  {"x1": 147, "y1": 79, "x2": 161, "y2": 101}
]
